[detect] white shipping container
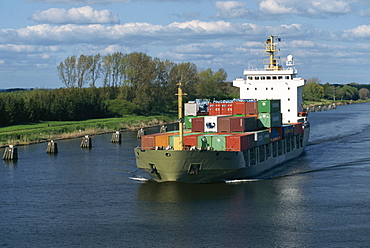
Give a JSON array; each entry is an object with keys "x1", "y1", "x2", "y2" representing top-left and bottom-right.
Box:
[
  {"x1": 185, "y1": 103, "x2": 198, "y2": 116},
  {"x1": 204, "y1": 116, "x2": 219, "y2": 132}
]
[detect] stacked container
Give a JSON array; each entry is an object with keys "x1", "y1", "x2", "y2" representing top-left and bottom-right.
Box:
[
  {"x1": 232, "y1": 101, "x2": 258, "y2": 115},
  {"x1": 257, "y1": 99, "x2": 282, "y2": 128}
]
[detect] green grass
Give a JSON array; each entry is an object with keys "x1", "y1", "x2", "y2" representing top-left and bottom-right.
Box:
[{"x1": 0, "y1": 115, "x2": 176, "y2": 147}]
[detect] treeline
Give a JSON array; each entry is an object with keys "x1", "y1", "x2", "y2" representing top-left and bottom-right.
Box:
[
  {"x1": 0, "y1": 52, "x2": 238, "y2": 126},
  {"x1": 57, "y1": 52, "x2": 237, "y2": 112},
  {"x1": 303, "y1": 78, "x2": 370, "y2": 101}
]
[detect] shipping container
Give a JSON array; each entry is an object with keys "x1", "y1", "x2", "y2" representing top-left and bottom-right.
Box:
[
  {"x1": 226, "y1": 133, "x2": 255, "y2": 151},
  {"x1": 210, "y1": 134, "x2": 230, "y2": 151},
  {"x1": 155, "y1": 133, "x2": 175, "y2": 147},
  {"x1": 169, "y1": 133, "x2": 200, "y2": 148},
  {"x1": 184, "y1": 116, "x2": 203, "y2": 129},
  {"x1": 291, "y1": 122, "x2": 303, "y2": 135},
  {"x1": 232, "y1": 101, "x2": 258, "y2": 115},
  {"x1": 230, "y1": 116, "x2": 257, "y2": 132},
  {"x1": 184, "y1": 103, "x2": 198, "y2": 116},
  {"x1": 258, "y1": 99, "x2": 281, "y2": 113},
  {"x1": 141, "y1": 133, "x2": 169, "y2": 150},
  {"x1": 221, "y1": 103, "x2": 233, "y2": 115},
  {"x1": 281, "y1": 124, "x2": 294, "y2": 138},
  {"x1": 252, "y1": 130, "x2": 270, "y2": 146},
  {"x1": 217, "y1": 117, "x2": 232, "y2": 132},
  {"x1": 184, "y1": 134, "x2": 204, "y2": 147},
  {"x1": 191, "y1": 117, "x2": 204, "y2": 132},
  {"x1": 209, "y1": 103, "x2": 221, "y2": 116},
  {"x1": 258, "y1": 112, "x2": 282, "y2": 128},
  {"x1": 204, "y1": 116, "x2": 230, "y2": 132},
  {"x1": 269, "y1": 127, "x2": 282, "y2": 141}
]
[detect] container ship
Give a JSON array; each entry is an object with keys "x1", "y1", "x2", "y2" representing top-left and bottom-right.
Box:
[{"x1": 134, "y1": 36, "x2": 310, "y2": 183}]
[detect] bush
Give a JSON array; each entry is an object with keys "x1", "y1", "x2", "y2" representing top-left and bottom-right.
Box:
[{"x1": 105, "y1": 99, "x2": 139, "y2": 116}]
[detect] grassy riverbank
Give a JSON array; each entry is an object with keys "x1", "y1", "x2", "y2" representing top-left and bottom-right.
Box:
[
  {"x1": 0, "y1": 115, "x2": 176, "y2": 148},
  {"x1": 303, "y1": 99, "x2": 370, "y2": 108}
]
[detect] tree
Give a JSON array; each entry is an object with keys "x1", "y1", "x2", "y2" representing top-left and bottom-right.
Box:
[
  {"x1": 303, "y1": 82, "x2": 324, "y2": 101},
  {"x1": 359, "y1": 88, "x2": 369, "y2": 100},
  {"x1": 76, "y1": 55, "x2": 92, "y2": 88},
  {"x1": 90, "y1": 54, "x2": 101, "y2": 87},
  {"x1": 57, "y1": 56, "x2": 77, "y2": 88}
]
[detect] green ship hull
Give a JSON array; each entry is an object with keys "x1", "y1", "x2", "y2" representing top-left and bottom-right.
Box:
[{"x1": 134, "y1": 125, "x2": 310, "y2": 183}]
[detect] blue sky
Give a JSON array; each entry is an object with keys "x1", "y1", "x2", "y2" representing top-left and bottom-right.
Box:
[{"x1": 1, "y1": 0, "x2": 370, "y2": 89}]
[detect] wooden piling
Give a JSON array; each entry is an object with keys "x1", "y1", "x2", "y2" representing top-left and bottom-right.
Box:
[
  {"x1": 80, "y1": 135, "x2": 92, "y2": 149},
  {"x1": 111, "y1": 131, "x2": 122, "y2": 143},
  {"x1": 160, "y1": 125, "x2": 167, "y2": 133},
  {"x1": 137, "y1": 129, "x2": 146, "y2": 139},
  {"x1": 3, "y1": 145, "x2": 18, "y2": 160},
  {"x1": 46, "y1": 140, "x2": 58, "y2": 154}
]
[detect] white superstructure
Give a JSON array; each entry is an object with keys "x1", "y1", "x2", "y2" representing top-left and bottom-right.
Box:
[{"x1": 233, "y1": 36, "x2": 306, "y2": 124}]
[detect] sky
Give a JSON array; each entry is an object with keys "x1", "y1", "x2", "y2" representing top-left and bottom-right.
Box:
[{"x1": 1, "y1": 0, "x2": 370, "y2": 89}]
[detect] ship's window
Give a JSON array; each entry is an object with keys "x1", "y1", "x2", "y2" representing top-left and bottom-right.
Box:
[
  {"x1": 255, "y1": 76, "x2": 259, "y2": 80},
  {"x1": 288, "y1": 98, "x2": 290, "y2": 101},
  {"x1": 288, "y1": 87, "x2": 290, "y2": 90},
  {"x1": 272, "y1": 76, "x2": 277, "y2": 80},
  {"x1": 266, "y1": 76, "x2": 271, "y2": 80},
  {"x1": 266, "y1": 87, "x2": 268, "y2": 90},
  {"x1": 271, "y1": 87, "x2": 274, "y2": 90},
  {"x1": 248, "y1": 76, "x2": 253, "y2": 80},
  {"x1": 247, "y1": 88, "x2": 249, "y2": 90},
  {"x1": 278, "y1": 76, "x2": 283, "y2": 80},
  {"x1": 288, "y1": 109, "x2": 290, "y2": 112},
  {"x1": 285, "y1": 76, "x2": 290, "y2": 79},
  {"x1": 189, "y1": 163, "x2": 201, "y2": 175},
  {"x1": 255, "y1": 88, "x2": 257, "y2": 90},
  {"x1": 261, "y1": 76, "x2": 266, "y2": 80}
]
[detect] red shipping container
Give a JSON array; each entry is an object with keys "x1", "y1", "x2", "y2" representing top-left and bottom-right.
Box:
[
  {"x1": 208, "y1": 104, "x2": 216, "y2": 116},
  {"x1": 226, "y1": 133, "x2": 255, "y2": 151},
  {"x1": 213, "y1": 103, "x2": 222, "y2": 115},
  {"x1": 141, "y1": 134, "x2": 158, "y2": 150},
  {"x1": 233, "y1": 101, "x2": 258, "y2": 115},
  {"x1": 217, "y1": 117, "x2": 232, "y2": 132},
  {"x1": 221, "y1": 103, "x2": 233, "y2": 115},
  {"x1": 184, "y1": 134, "x2": 203, "y2": 147},
  {"x1": 246, "y1": 101, "x2": 258, "y2": 115},
  {"x1": 291, "y1": 122, "x2": 303, "y2": 135},
  {"x1": 191, "y1": 117, "x2": 204, "y2": 132}
]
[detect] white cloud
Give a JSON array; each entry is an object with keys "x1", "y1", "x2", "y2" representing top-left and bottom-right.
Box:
[
  {"x1": 214, "y1": 1, "x2": 249, "y2": 19},
  {"x1": 343, "y1": 25, "x2": 370, "y2": 38},
  {"x1": 31, "y1": 6, "x2": 120, "y2": 24},
  {"x1": 259, "y1": 0, "x2": 298, "y2": 14},
  {"x1": 311, "y1": 0, "x2": 351, "y2": 14}
]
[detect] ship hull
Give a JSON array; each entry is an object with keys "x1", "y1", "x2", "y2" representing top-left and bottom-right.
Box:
[{"x1": 134, "y1": 125, "x2": 310, "y2": 183}]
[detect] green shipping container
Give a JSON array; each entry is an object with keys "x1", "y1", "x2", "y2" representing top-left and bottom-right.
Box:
[
  {"x1": 258, "y1": 112, "x2": 282, "y2": 128},
  {"x1": 184, "y1": 116, "x2": 203, "y2": 129},
  {"x1": 211, "y1": 134, "x2": 230, "y2": 151},
  {"x1": 258, "y1": 99, "x2": 281, "y2": 113}
]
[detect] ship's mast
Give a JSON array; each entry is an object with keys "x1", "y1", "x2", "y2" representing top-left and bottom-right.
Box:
[
  {"x1": 176, "y1": 81, "x2": 187, "y2": 150},
  {"x1": 265, "y1": 35, "x2": 282, "y2": 71}
]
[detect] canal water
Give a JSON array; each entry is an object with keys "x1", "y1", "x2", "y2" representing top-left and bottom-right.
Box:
[{"x1": 1, "y1": 102, "x2": 370, "y2": 247}]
